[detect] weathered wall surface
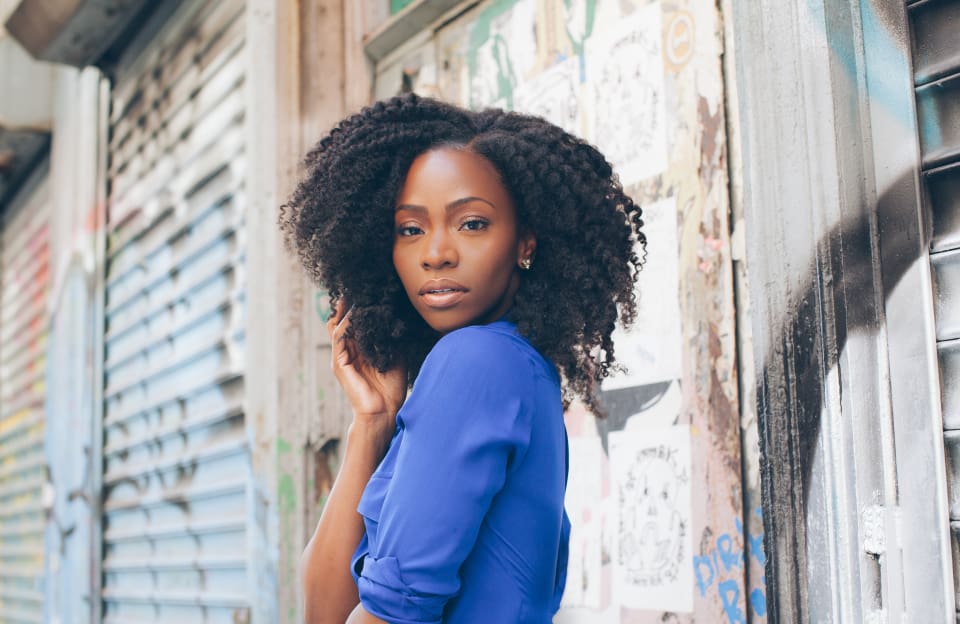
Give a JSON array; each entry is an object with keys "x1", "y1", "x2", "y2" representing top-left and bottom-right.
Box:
[
  {"x1": 0, "y1": 62, "x2": 104, "y2": 624},
  {"x1": 0, "y1": 1, "x2": 789, "y2": 622},
  {"x1": 246, "y1": 1, "x2": 372, "y2": 621},
  {"x1": 367, "y1": 0, "x2": 757, "y2": 621}
]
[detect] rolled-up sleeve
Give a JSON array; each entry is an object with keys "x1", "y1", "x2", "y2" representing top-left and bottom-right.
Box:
[{"x1": 356, "y1": 327, "x2": 534, "y2": 623}]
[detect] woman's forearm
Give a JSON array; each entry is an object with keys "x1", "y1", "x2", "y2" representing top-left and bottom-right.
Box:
[
  {"x1": 302, "y1": 419, "x2": 394, "y2": 623},
  {"x1": 346, "y1": 603, "x2": 388, "y2": 623}
]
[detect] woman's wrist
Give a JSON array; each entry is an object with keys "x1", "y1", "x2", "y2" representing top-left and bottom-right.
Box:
[{"x1": 347, "y1": 416, "x2": 395, "y2": 456}]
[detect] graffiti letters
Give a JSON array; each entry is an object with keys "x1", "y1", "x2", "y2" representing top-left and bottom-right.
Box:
[{"x1": 694, "y1": 512, "x2": 767, "y2": 623}]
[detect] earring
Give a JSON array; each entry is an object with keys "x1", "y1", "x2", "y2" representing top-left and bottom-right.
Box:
[{"x1": 520, "y1": 257, "x2": 533, "y2": 270}]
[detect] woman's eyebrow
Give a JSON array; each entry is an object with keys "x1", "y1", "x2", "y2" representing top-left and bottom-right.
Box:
[{"x1": 395, "y1": 196, "x2": 497, "y2": 213}]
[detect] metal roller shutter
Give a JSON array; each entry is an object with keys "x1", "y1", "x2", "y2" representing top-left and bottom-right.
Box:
[
  {"x1": 0, "y1": 165, "x2": 51, "y2": 624},
  {"x1": 100, "y1": 1, "x2": 250, "y2": 621},
  {"x1": 907, "y1": 0, "x2": 960, "y2": 614}
]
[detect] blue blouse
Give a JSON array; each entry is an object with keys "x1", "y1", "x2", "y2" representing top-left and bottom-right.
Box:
[{"x1": 350, "y1": 319, "x2": 570, "y2": 623}]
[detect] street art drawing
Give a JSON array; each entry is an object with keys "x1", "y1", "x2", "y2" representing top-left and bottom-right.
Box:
[
  {"x1": 609, "y1": 426, "x2": 693, "y2": 612},
  {"x1": 561, "y1": 0, "x2": 598, "y2": 58},
  {"x1": 468, "y1": 0, "x2": 538, "y2": 109},
  {"x1": 562, "y1": 437, "x2": 604, "y2": 608},
  {"x1": 604, "y1": 195, "x2": 682, "y2": 390},
  {"x1": 585, "y1": 2, "x2": 668, "y2": 185},
  {"x1": 514, "y1": 56, "x2": 582, "y2": 136}
]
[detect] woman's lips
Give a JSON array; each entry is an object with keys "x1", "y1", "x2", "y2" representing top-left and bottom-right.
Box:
[
  {"x1": 420, "y1": 289, "x2": 467, "y2": 308},
  {"x1": 418, "y1": 279, "x2": 468, "y2": 309}
]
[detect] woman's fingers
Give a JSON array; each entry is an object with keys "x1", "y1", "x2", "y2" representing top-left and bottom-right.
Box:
[
  {"x1": 327, "y1": 298, "x2": 346, "y2": 334},
  {"x1": 335, "y1": 306, "x2": 353, "y2": 333},
  {"x1": 333, "y1": 305, "x2": 353, "y2": 353},
  {"x1": 327, "y1": 300, "x2": 351, "y2": 343},
  {"x1": 328, "y1": 299, "x2": 357, "y2": 373}
]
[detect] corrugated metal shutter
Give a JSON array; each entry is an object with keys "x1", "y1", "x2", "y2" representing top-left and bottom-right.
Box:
[
  {"x1": 100, "y1": 0, "x2": 250, "y2": 621},
  {"x1": 908, "y1": 0, "x2": 960, "y2": 614},
  {"x1": 0, "y1": 166, "x2": 51, "y2": 624}
]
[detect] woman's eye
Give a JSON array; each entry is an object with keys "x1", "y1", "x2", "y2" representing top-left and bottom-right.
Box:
[
  {"x1": 397, "y1": 224, "x2": 423, "y2": 236},
  {"x1": 460, "y1": 218, "x2": 489, "y2": 232}
]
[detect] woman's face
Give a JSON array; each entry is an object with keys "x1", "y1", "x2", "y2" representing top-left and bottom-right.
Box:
[{"x1": 393, "y1": 147, "x2": 535, "y2": 334}]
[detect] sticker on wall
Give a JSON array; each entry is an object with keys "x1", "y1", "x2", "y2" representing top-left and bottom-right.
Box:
[
  {"x1": 514, "y1": 56, "x2": 583, "y2": 136},
  {"x1": 562, "y1": 436, "x2": 604, "y2": 608},
  {"x1": 619, "y1": 378, "x2": 682, "y2": 430},
  {"x1": 603, "y1": 195, "x2": 681, "y2": 390},
  {"x1": 559, "y1": 0, "x2": 598, "y2": 58},
  {"x1": 467, "y1": 0, "x2": 538, "y2": 109},
  {"x1": 585, "y1": 2, "x2": 668, "y2": 185},
  {"x1": 608, "y1": 425, "x2": 693, "y2": 612}
]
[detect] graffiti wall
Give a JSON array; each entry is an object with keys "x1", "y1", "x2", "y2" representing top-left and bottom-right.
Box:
[
  {"x1": 41, "y1": 65, "x2": 104, "y2": 623},
  {"x1": 725, "y1": 0, "x2": 957, "y2": 619},
  {"x1": 371, "y1": 0, "x2": 762, "y2": 620}
]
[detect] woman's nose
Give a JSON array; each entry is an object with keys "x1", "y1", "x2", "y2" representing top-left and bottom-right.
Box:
[{"x1": 421, "y1": 230, "x2": 458, "y2": 269}]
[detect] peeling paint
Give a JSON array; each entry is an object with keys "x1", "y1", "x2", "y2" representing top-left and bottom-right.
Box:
[{"x1": 315, "y1": 289, "x2": 331, "y2": 321}]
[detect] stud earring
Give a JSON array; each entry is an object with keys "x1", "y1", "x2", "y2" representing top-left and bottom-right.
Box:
[{"x1": 520, "y1": 257, "x2": 533, "y2": 270}]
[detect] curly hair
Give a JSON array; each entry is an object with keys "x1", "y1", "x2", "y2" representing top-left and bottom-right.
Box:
[{"x1": 279, "y1": 93, "x2": 645, "y2": 416}]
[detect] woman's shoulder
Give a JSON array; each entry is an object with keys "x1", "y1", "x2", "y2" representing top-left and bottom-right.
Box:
[{"x1": 426, "y1": 320, "x2": 554, "y2": 383}]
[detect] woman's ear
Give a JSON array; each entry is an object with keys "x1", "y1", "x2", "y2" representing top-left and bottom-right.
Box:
[{"x1": 518, "y1": 232, "x2": 537, "y2": 269}]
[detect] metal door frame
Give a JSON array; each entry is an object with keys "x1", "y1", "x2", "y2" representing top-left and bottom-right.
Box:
[{"x1": 727, "y1": 0, "x2": 952, "y2": 621}]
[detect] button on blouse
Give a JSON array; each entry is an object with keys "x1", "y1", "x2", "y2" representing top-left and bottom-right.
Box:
[{"x1": 350, "y1": 320, "x2": 570, "y2": 623}]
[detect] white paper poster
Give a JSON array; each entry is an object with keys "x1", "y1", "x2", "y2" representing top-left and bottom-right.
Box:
[
  {"x1": 586, "y1": 2, "x2": 668, "y2": 185},
  {"x1": 562, "y1": 437, "x2": 604, "y2": 608},
  {"x1": 608, "y1": 425, "x2": 693, "y2": 612},
  {"x1": 514, "y1": 56, "x2": 583, "y2": 137},
  {"x1": 603, "y1": 195, "x2": 682, "y2": 390}
]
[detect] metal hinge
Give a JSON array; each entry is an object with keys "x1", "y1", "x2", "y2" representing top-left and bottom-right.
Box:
[{"x1": 862, "y1": 504, "x2": 905, "y2": 623}]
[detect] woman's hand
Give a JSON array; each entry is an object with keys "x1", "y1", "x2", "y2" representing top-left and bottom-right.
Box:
[
  {"x1": 328, "y1": 299, "x2": 407, "y2": 423},
  {"x1": 303, "y1": 300, "x2": 405, "y2": 623}
]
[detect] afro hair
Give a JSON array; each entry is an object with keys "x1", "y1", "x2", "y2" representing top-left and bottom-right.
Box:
[{"x1": 279, "y1": 93, "x2": 646, "y2": 416}]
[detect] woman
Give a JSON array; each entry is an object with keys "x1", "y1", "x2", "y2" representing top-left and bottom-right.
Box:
[{"x1": 280, "y1": 94, "x2": 645, "y2": 623}]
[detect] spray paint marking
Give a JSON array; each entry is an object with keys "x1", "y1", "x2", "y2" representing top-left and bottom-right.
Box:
[
  {"x1": 744, "y1": 507, "x2": 768, "y2": 618},
  {"x1": 315, "y1": 290, "x2": 331, "y2": 321},
  {"x1": 664, "y1": 11, "x2": 695, "y2": 71},
  {"x1": 693, "y1": 511, "x2": 767, "y2": 623},
  {"x1": 277, "y1": 435, "x2": 298, "y2": 614}
]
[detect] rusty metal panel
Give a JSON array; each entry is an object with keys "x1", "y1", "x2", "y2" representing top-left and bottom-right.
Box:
[
  {"x1": 874, "y1": 0, "x2": 957, "y2": 619},
  {"x1": 100, "y1": 1, "x2": 250, "y2": 622},
  {"x1": 946, "y1": 430, "x2": 960, "y2": 518},
  {"x1": 728, "y1": 0, "x2": 957, "y2": 620},
  {"x1": 915, "y1": 72, "x2": 960, "y2": 169},
  {"x1": 910, "y1": 3, "x2": 960, "y2": 616},
  {"x1": 910, "y1": 0, "x2": 960, "y2": 170},
  {"x1": 243, "y1": 2, "x2": 356, "y2": 622},
  {"x1": 0, "y1": 160, "x2": 50, "y2": 624},
  {"x1": 943, "y1": 340, "x2": 960, "y2": 430},
  {"x1": 932, "y1": 248, "x2": 960, "y2": 341},
  {"x1": 909, "y1": 0, "x2": 960, "y2": 86},
  {"x1": 946, "y1": 429, "x2": 960, "y2": 611},
  {"x1": 928, "y1": 162, "x2": 960, "y2": 253},
  {"x1": 952, "y1": 521, "x2": 960, "y2": 609}
]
